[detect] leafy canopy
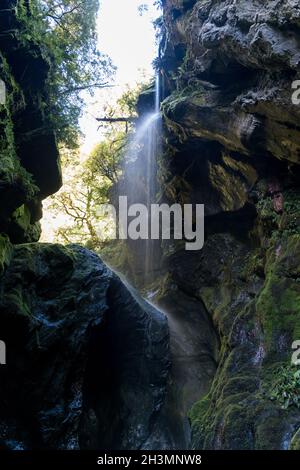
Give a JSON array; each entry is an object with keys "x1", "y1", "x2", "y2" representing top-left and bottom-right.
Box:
[
  {"x1": 17, "y1": 0, "x2": 115, "y2": 148},
  {"x1": 44, "y1": 82, "x2": 148, "y2": 248}
]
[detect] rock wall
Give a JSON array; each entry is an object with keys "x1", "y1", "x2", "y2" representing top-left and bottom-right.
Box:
[
  {"x1": 159, "y1": 0, "x2": 300, "y2": 449},
  {"x1": 0, "y1": 0, "x2": 61, "y2": 244},
  {"x1": 0, "y1": 3, "x2": 171, "y2": 450}
]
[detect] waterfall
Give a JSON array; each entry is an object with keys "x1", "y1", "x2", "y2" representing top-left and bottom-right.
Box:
[
  {"x1": 145, "y1": 76, "x2": 161, "y2": 277},
  {"x1": 115, "y1": 74, "x2": 219, "y2": 450},
  {"x1": 119, "y1": 75, "x2": 162, "y2": 283}
]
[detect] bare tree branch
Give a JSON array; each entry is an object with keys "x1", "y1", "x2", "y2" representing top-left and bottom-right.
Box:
[{"x1": 96, "y1": 117, "x2": 137, "y2": 124}]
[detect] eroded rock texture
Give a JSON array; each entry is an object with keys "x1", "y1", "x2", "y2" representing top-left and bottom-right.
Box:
[
  {"x1": 0, "y1": 242, "x2": 170, "y2": 449},
  {"x1": 0, "y1": 2, "x2": 172, "y2": 451},
  {"x1": 158, "y1": 0, "x2": 300, "y2": 449},
  {"x1": 0, "y1": 0, "x2": 61, "y2": 244}
]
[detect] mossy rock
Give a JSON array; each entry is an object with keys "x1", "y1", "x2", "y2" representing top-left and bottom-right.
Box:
[
  {"x1": 0, "y1": 233, "x2": 13, "y2": 276},
  {"x1": 0, "y1": 243, "x2": 76, "y2": 318},
  {"x1": 256, "y1": 235, "x2": 300, "y2": 350},
  {"x1": 290, "y1": 427, "x2": 300, "y2": 450}
]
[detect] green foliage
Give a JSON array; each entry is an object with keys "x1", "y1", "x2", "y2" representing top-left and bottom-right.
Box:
[
  {"x1": 103, "y1": 81, "x2": 151, "y2": 121},
  {"x1": 89, "y1": 132, "x2": 125, "y2": 184},
  {"x1": 117, "y1": 87, "x2": 141, "y2": 117},
  {"x1": 256, "y1": 189, "x2": 300, "y2": 242},
  {"x1": 162, "y1": 83, "x2": 205, "y2": 118},
  {"x1": 269, "y1": 365, "x2": 300, "y2": 409},
  {"x1": 47, "y1": 128, "x2": 126, "y2": 248},
  {"x1": 256, "y1": 235, "x2": 300, "y2": 348},
  {"x1": 0, "y1": 52, "x2": 37, "y2": 197},
  {"x1": 0, "y1": 234, "x2": 13, "y2": 276},
  {"x1": 16, "y1": 0, "x2": 115, "y2": 148},
  {"x1": 44, "y1": 81, "x2": 151, "y2": 248}
]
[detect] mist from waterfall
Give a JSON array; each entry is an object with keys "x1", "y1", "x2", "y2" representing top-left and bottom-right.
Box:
[{"x1": 119, "y1": 75, "x2": 162, "y2": 283}]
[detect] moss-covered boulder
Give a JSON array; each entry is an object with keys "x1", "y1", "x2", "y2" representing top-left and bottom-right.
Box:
[{"x1": 0, "y1": 243, "x2": 170, "y2": 450}]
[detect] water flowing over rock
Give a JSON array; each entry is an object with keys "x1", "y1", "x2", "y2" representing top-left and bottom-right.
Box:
[
  {"x1": 0, "y1": 243, "x2": 170, "y2": 450},
  {"x1": 116, "y1": 76, "x2": 162, "y2": 284},
  {"x1": 1, "y1": 0, "x2": 300, "y2": 453},
  {"x1": 0, "y1": 2, "x2": 171, "y2": 451}
]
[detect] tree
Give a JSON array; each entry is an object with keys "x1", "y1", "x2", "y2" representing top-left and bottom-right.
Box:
[
  {"x1": 17, "y1": 0, "x2": 115, "y2": 148},
  {"x1": 89, "y1": 132, "x2": 126, "y2": 184},
  {"x1": 96, "y1": 81, "x2": 149, "y2": 132},
  {"x1": 43, "y1": 82, "x2": 149, "y2": 248},
  {"x1": 47, "y1": 130, "x2": 125, "y2": 248}
]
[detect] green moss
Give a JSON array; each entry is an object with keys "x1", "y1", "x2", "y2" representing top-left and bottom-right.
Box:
[
  {"x1": 256, "y1": 235, "x2": 300, "y2": 348},
  {"x1": 161, "y1": 83, "x2": 205, "y2": 116},
  {"x1": 290, "y1": 428, "x2": 300, "y2": 450},
  {"x1": 220, "y1": 375, "x2": 259, "y2": 399},
  {"x1": 257, "y1": 276, "x2": 300, "y2": 345},
  {"x1": 0, "y1": 243, "x2": 76, "y2": 319},
  {"x1": 255, "y1": 412, "x2": 288, "y2": 450},
  {"x1": 256, "y1": 189, "x2": 300, "y2": 243},
  {"x1": 281, "y1": 189, "x2": 300, "y2": 236},
  {"x1": 189, "y1": 394, "x2": 212, "y2": 449},
  {"x1": 242, "y1": 250, "x2": 265, "y2": 279},
  {"x1": 11, "y1": 205, "x2": 32, "y2": 232},
  {"x1": 222, "y1": 404, "x2": 253, "y2": 449},
  {"x1": 0, "y1": 53, "x2": 37, "y2": 199},
  {"x1": 265, "y1": 364, "x2": 300, "y2": 409},
  {"x1": 188, "y1": 191, "x2": 300, "y2": 449},
  {"x1": 5, "y1": 285, "x2": 32, "y2": 317},
  {"x1": 24, "y1": 222, "x2": 41, "y2": 243}
]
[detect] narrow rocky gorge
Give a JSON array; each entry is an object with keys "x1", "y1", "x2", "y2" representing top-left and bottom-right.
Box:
[
  {"x1": 0, "y1": 0, "x2": 300, "y2": 452},
  {"x1": 0, "y1": 1, "x2": 171, "y2": 450}
]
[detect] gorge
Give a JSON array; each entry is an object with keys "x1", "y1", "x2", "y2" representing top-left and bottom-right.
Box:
[{"x1": 1, "y1": 0, "x2": 300, "y2": 452}]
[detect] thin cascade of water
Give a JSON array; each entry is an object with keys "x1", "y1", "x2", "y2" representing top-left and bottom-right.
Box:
[
  {"x1": 117, "y1": 74, "x2": 217, "y2": 450},
  {"x1": 119, "y1": 75, "x2": 162, "y2": 282}
]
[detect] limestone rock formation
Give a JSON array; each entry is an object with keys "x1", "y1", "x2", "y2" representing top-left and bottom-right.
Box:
[
  {"x1": 0, "y1": 2, "x2": 171, "y2": 451},
  {"x1": 0, "y1": 242, "x2": 170, "y2": 449},
  {"x1": 158, "y1": 0, "x2": 300, "y2": 449},
  {"x1": 1, "y1": 0, "x2": 300, "y2": 453},
  {"x1": 0, "y1": 0, "x2": 61, "y2": 244}
]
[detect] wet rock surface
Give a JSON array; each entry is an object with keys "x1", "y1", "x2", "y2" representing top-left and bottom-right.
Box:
[
  {"x1": 0, "y1": 0, "x2": 300, "y2": 453},
  {"x1": 0, "y1": 0, "x2": 61, "y2": 244},
  {"x1": 158, "y1": 0, "x2": 300, "y2": 449},
  {"x1": 0, "y1": 243, "x2": 170, "y2": 450},
  {"x1": 153, "y1": 288, "x2": 219, "y2": 449}
]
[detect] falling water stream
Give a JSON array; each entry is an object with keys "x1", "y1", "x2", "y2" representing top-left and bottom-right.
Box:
[
  {"x1": 117, "y1": 75, "x2": 218, "y2": 449},
  {"x1": 119, "y1": 75, "x2": 162, "y2": 283}
]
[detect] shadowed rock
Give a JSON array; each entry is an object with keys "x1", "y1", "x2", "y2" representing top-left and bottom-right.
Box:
[{"x1": 0, "y1": 243, "x2": 170, "y2": 450}]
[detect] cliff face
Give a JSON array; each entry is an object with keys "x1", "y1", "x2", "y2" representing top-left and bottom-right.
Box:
[
  {"x1": 1, "y1": 0, "x2": 300, "y2": 452},
  {"x1": 0, "y1": 0, "x2": 62, "y2": 243},
  {"x1": 159, "y1": 0, "x2": 300, "y2": 449},
  {"x1": 0, "y1": 3, "x2": 171, "y2": 450}
]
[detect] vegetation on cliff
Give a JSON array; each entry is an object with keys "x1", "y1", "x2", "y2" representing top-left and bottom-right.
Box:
[{"x1": 16, "y1": 0, "x2": 114, "y2": 148}]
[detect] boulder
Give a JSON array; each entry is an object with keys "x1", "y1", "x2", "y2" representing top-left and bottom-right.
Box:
[{"x1": 0, "y1": 243, "x2": 170, "y2": 450}]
